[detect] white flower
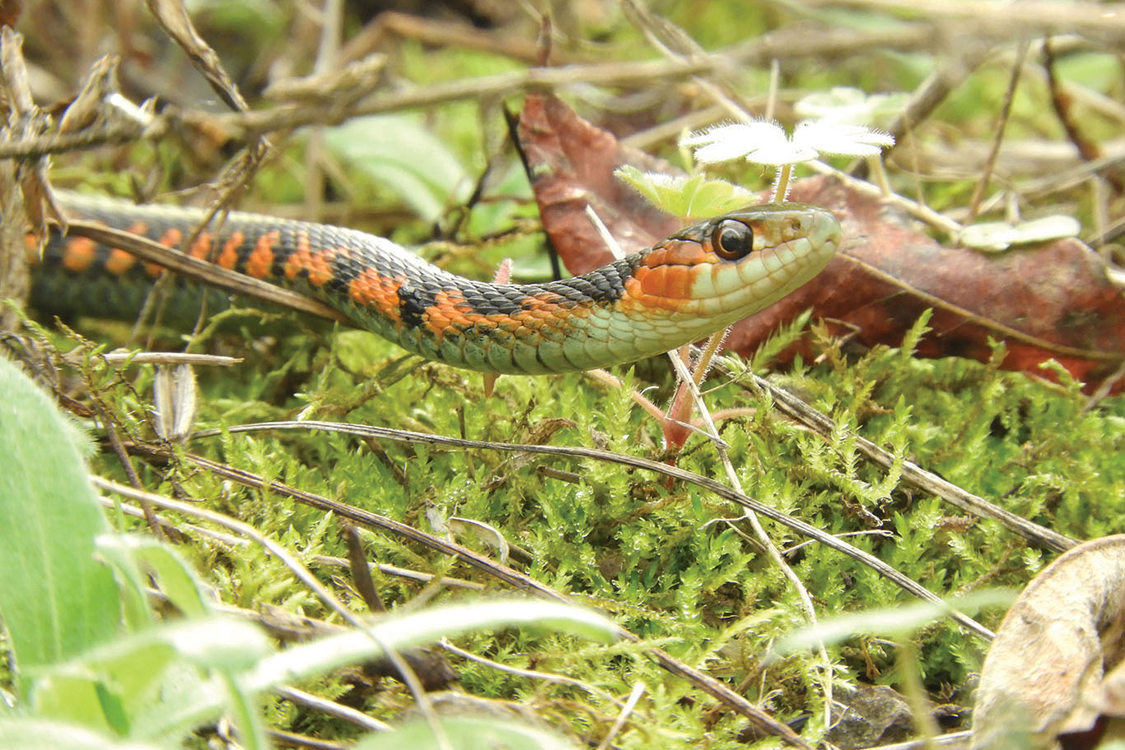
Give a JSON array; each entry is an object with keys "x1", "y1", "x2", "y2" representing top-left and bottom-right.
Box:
[
  {"x1": 794, "y1": 86, "x2": 907, "y2": 126},
  {"x1": 680, "y1": 121, "x2": 815, "y2": 165},
  {"x1": 680, "y1": 118, "x2": 894, "y2": 167}
]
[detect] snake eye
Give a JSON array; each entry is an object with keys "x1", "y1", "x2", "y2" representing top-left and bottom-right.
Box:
[{"x1": 711, "y1": 219, "x2": 755, "y2": 260}]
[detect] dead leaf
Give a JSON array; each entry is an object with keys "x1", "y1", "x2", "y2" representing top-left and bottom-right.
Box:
[
  {"x1": 0, "y1": 0, "x2": 22, "y2": 29},
  {"x1": 0, "y1": 27, "x2": 62, "y2": 326},
  {"x1": 57, "y1": 55, "x2": 121, "y2": 134},
  {"x1": 513, "y1": 93, "x2": 680, "y2": 271},
  {"x1": 1058, "y1": 658, "x2": 1125, "y2": 749},
  {"x1": 780, "y1": 177, "x2": 1125, "y2": 396},
  {"x1": 972, "y1": 535, "x2": 1125, "y2": 749},
  {"x1": 144, "y1": 0, "x2": 249, "y2": 113}
]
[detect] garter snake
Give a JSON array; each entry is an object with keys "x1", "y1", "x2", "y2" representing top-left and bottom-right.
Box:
[{"x1": 31, "y1": 194, "x2": 841, "y2": 374}]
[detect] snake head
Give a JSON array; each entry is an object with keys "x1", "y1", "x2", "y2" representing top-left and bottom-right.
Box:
[{"x1": 621, "y1": 203, "x2": 842, "y2": 329}]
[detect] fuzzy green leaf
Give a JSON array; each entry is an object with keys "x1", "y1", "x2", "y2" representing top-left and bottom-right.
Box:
[
  {"x1": 131, "y1": 600, "x2": 617, "y2": 740},
  {"x1": 249, "y1": 600, "x2": 617, "y2": 689},
  {"x1": 31, "y1": 641, "x2": 177, "y2": 734},
  {"x1": 32, "y1": 616, "x2": 267, "y2": 741},
  {"x1": 99, "y1": 536, "x2": 211, "y2": 619},
  {"x1": 772, "y1": 590, "x2": 1014, "y2": 655},
  {"x1": 0, "y1": 358, "x2": 122, "y2": 684},
  {"x1": 615, "y1": 165, "x2": 755, "y2": 218}
]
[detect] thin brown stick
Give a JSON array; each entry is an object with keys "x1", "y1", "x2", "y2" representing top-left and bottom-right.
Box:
[
  {"x1": 93, "y1": 401, "x2": 163, "y2": 539},
  {"x1": 269, "y1": 728, "x2": 350, "y2": 750},
  {"x1": 339, "y1": 10, "x2": 582, "y2": 66},
  {"x1": 1043, "y1": 38, "x2": 1125, "y2": 195},
  {"x1": 275, "y1": 686, "x2": 391, "y2": 733},
  {"x1": 880, "y1": 42, "x2": 992, "y2": 163},
  {"x1": 0, "y1": 24, "x2": 998, "y2": 164},
  {"x1": 966, "y1": 40, "x2": 1029, "y2": 222}
]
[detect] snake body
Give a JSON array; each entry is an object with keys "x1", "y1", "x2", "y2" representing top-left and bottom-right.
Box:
[{"x1": 32, "y1": 194, "x2": 841, "y2": 374}]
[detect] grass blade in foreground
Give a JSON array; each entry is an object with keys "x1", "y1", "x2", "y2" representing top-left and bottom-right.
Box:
[{"x1": 354, "y1": 715, "x2": 581, "y2": 750}]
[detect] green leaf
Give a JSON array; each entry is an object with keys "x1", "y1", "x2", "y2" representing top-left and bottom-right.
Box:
[
  {"x1": 216, "y1": 673, "x2": 270, "y2": 750},
  {"x1": 31, "y1": 616, "x2": 267, "y2": 740},
  {"x1": 354, "y1": 716, "x2": 582, "y2": 750},
  {"x1": 249, "y1": 600, "x2": 618, "y2": 689},
  {"x1": 0, "y1": 718, "x2": 165, "y2": 750},
  {"x1": 615, "y1": 165, "x2": 755, "y2": 219},
  {"x1": 92, "y1": 537, "x2": 153, "y2": 634},
  {"x1": 31, "y1": 641, "x2": 177, "y2": 734},
  {"x1": 163, "y1": 617, "x2": 271, "y2": 672},
  {"x1": 99, "y1": 536, "x2": 211, "y2": 619},
  {"x1": 323, "y1": 114, "x2": 470, "y2": 223},
  {"x1": 0, "y1": 359, "x2": 122, "y2": 685}
]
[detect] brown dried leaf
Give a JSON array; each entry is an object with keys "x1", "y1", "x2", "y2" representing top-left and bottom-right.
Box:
[
  {"x1": 145, "y1": 0, "x2": 249, "y2": 113},
  {"x1": 0, "y1": 27, "x2": 62, "y2": 317},
  {"x1": 972, "y1": 535, "x2": 1125, "y2": 749},
  {"x1": 1058, "y1": 658, "x2": 1125, "y2": 749},
  {"x1": 0, "y1": 0, "x2": 22, "y2": 29},
  {"x1": 57, "y1": 55, "x2": 121, "y2": 134},
  {"x1": 0, "y1": 25, "x2": 32, "y2": 113}
]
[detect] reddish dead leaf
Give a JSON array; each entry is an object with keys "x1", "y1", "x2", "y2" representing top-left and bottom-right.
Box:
[
  {"x1": 514, "y1": 93, "x2": 679, "y2": 269},
  {"x1": 1058, "y1": 659, "x2": 1125, "y2": 749},
  {"x1": 516, "y1": 94, "x2": 1125, "y2": 394}
]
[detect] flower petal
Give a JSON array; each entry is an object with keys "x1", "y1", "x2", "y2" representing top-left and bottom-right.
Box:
[
  {"x1": 745, "y1": 141, "x2": 818, "y2": 165},
  {"x1": 681, "y1": 121, "x2": 787, "y2": 163},
  {"x1": 733, "y1": 123, "x2": 810, "y2": 165},
  {"x1": 679, "y1": 121, "x2": 738, "y2": 147},
  {"x1": 792, "y1": 121, "x2": 896, "y2": 157}
]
